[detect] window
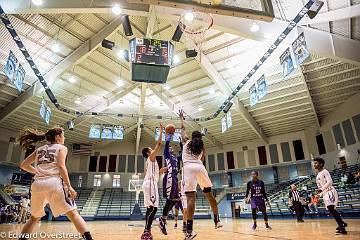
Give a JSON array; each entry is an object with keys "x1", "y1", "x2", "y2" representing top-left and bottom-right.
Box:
[
  {"x1": 93, "y1": 175, "x2": 101, "y2": 187},
  {"x1": 77, "y1": 176, "x2": 83, "y2": 188},
  {"x1": 112, "y1": 175, "x2": 121, "y2": 188}
]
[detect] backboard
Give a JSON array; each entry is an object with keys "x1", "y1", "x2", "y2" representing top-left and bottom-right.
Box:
[{"x1": 129, "y1": 0, "x2": 274, "y2": 21}]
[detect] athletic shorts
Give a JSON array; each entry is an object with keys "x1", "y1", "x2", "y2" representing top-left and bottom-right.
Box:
[
  {"x1": 322, "y1": 188, "x2": 338, "y2": 208},
  {"x1": 143, "y1": 179, "x2": 159, "y2": 208},
  {"x1": 182, "y1": 162, "x2": 212, "y2": 192},
  {"x1": 251, "y1": 199, "x2": 266, "y2": 212},
  {"x1": 162, "y1": 173, "x2": 179, "y2": 200},
  {"x1": 30, "y1": 177, "x2": 76, "y2": 218}
]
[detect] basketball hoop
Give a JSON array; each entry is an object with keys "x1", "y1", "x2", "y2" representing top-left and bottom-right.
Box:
[
  {"x1": 129, "y1": 174, "x2": 144, "y2": 204},
  {"x1": 179, "y1": 11, "x2": 213, "y2": 54}
]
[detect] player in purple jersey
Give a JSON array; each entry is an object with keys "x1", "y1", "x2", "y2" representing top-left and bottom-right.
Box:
[
  {"x1": 158, "y1": 133, "x2": 183, "y2": 235},
  {"x1": 245, "y1": 171, "x2": 271, "y2": 230}
]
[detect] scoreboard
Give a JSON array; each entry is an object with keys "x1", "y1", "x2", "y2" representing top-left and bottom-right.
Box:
[
  {"x1": 129, "y1": 38, "x2": 174, "y2": 84},
  {"x1": 130, "y1": 38, "x2": 173, "y2": 65}
]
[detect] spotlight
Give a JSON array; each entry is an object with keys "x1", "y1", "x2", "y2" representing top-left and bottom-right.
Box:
[
  {"x1": 67, "y1": 120, "x2": 75, "y2": 131},
  {"x1": 185, "y1": 49, "x2": 198, "y2": 58},
  {"x1": 68, "y1": 76, "x2": 76, "y2": 83},
  {"x1": 102, "y1": 39, "x2": 115, "y2": 50},
  {"x1": 164, "y1": 84, "x2": 170, "y2": 90},
  {"x1": 172, "y1": 25, "x2": 183, "y2": 42},
  {"x1": 307, "y1": 0, "x2": 324, "y2": 19},
  {"x1": 250, "y1": 22, "x2": 260, "y2": 32},
  {"x1": 116, "y1": 80, "x2": 124, "y2": 87},
  {"x1": 122, "y1": 15, "x2": 133, "y2": 36},
  {"x1": 74, "y1": 97, "x2": 82, "y2": 104},
  {"x1": 112, "y1": 4, "x2": 122, "y2": 15},
  {"x1": 209, "y1": 88, "x2": 215, "y2": 95},
  {"x1": 184, "y1": 12, "x2": 194, "y2": 21},
  {"x1": 115, "y1": 48, "x2": 126, "y2": 59},
  {"x1": 198, "y1": 106, "x2": 203, "y2": 112},
  {"x1": 51, "y1": 43, "x2": 60, "y2": 53},
  {"x1": 32, "y1": 0, "x2": 43, "y2": 6}
]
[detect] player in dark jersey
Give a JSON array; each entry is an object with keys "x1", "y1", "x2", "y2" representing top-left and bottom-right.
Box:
[
  {"x1": 158, "y1": 133, "x2": 182, "y2": 235},
  {"x1": 245, "y1": 171, "x2": 271, "y2": 230}
]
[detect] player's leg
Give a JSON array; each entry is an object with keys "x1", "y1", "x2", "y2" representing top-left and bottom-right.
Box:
[
  {"x1": 141, "y1": 180, "x2": 158, "y2": 239},
  {"x1": 327, "y1": 205, "x2": 347, "y2": 234},
  {"x1": 18, "y1": 216, "x2": 41, "y2": 239},
  {"x1": 198, "y1": 165, "x2": 222, "y2": 229},
  {"x1": 66, "y1": 210, "x2": 93, "y2": 240},
  {"x1": 174, "y1": 206, "x2": 179, "y2": 228},
  {"x1": 183, "y1": 163, "x2": 198, "y2": 239},
  {"x1": 181, "y1": 194, "x2": 188, "y2": 233},
  {"x1": 159, "y1": 199, "x2": 177, "y2": 235},
  {"x1": 251, "y1": 208, "x2": 257, "y2": 230},
  {"x1": 259, "y1": 204, "x2": 271, "y2": 229}
]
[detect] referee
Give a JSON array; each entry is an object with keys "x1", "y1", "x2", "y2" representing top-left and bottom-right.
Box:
[{"x1": 289, "y1": 184, "x2": 305, "y2": 222}]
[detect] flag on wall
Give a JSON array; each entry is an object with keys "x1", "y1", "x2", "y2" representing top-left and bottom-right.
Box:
[{"x1": 72, "y1": 144, "x2": 93, "y2": 156}]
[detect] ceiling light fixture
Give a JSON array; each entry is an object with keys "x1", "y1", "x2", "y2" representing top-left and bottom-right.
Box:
[
  {"x1": 32, "y1": 0, "x2": 43, "y2": 6},
  {"x1": 51, "y1": 43, "x2": 60, "y2": 53},
  {"x1": 116, "y1": 80, "x2": 123, "y2": 87},
  {"x1": 164, "y1": 84, "x2": 170, "y2": 90},
  {"x1": 184, "y1": 11, "x2": 194, "y2": 21},
  {"x1": 68, "y1": 76, "x2": 76, "y2": 83},
  {"x1": 112, "y1": 4, "x2": 122, "y2": 15},
  {"x1": 250, "y1": 22, "x2": 260, "y2": 32},
  {"x1": 74, "y1": 97, "x2": 82, "y2": 105},
  {"x1": 173, "y1": 55, "x2": 180, "y2": 64},
  {"x1": 198, "y1": 106, "x2": 203, "y2": 112}
]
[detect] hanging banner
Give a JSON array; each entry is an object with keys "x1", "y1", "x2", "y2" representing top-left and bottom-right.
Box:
[
  {"x1": 221, "y1": 116, "x2": 227, "y2": 133},
  {"x1": 3, "y1": 51, "x2": 17, "y2": 81},
  {"x1": 249, "y1": 84, "x2": 258, "y2": 107},
  {"x1": 257, "y1": 75, "x2": 267, "y2": 100},
  {"x1": 39, "y1": 98, "x2": 47, "y2": 119},
  {"x1": 45, "y1": 106, "x2": 51, "y2": 125},
  {"x1": 226, "y1": 111, "x2": 232, "y2": 129},
  {"x1": 14, "y1": 63, "x2": 25, "y2": 92},
  {"x1": 280, "y1": 47, "x2": 295, "y2": 77},
  {"x1": 292, "y1": 32, "x2": 310, "y2": 65}
]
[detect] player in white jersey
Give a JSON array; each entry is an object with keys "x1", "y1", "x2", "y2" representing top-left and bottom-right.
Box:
[
  {"x1": 17, "y1": 127, "x2": 93, "y2": 240},
  {"x1": 313, "y1": 157, "x2": 347, "y2": 235},
  {"x1": 140, "y1": 123, "x2": 168, "y2": 240},
  {"x1": 179, "y1": 110, "x2": 222, "y2": 240}
]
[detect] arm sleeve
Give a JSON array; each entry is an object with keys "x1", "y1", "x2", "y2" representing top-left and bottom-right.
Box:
[
  {"x1": 245, "y1": 181, "x2": 251, "y2": 198},
  {"x1": 261, "y1": 181, "x2": 268, "y2": 201},
  {"x1": 320, "y1": 170, "x2": 333, "y2": 191},
  {"x1": 163, "y1": 134, "x2": 172, "y2": 158}
]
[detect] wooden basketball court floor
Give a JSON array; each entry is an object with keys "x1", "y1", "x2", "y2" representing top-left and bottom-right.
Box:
[{"x1": 1, "y1": 219, "x2": 359, "y2": 239}]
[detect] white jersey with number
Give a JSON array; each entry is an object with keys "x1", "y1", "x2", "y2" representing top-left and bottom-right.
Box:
[
  {"x1": 316, "y1": 169, "x2": 338, "y2": 207},
  {"x1": 182, "y1": 140, "x2": 203, "y2": 164},
  {"x1": 34, "y1": 144, "x2": 67, "y2": 179},
  {"x1": 143, "y1": 157, "x2": 160, "y2": 207}
]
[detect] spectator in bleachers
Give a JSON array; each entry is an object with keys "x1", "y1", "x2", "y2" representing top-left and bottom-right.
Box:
[
  {"x1": 308, "y1": 194, "x2": 319, "y2": 213},
  {"x1": 339, "y1": 173, "x2": 348, "y2": 188},
  {"x1": 288, "y1": 184, "x2": 305, "y2": 222},
  {"x1": 355, "y1": 170, "x2": 360, "y2": 186},
  {"x1": 18, "y1": 196, "x2": 30, "y2": 224}
]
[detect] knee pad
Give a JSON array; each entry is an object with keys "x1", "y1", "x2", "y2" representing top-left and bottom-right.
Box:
[{"x1": 203, "y1": 187, "x2": 212, "y2": 193}]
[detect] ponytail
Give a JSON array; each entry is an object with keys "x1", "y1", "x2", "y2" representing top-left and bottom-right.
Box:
[
  {"x1": 18, "y1": 127, "x2": 63, "y2": 149},
  {"x1": 187, "y1": 131, "x2": 204, "y2": 156}
]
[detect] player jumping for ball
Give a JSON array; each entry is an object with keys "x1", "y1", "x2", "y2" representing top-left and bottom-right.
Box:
[
  {"x1": 179, "y1": 110, "x2": 222, "y2": 240},
  {"x1": 17, "y1": 127, "x2": 93, "y2": 240},
  {"x1": 313, "y1": 157, "x2": 347, "y2": 235},
  {"x1": 158, "y1": 129, "x2": 183, "y2": 235},
  {"x1": 141, "y1": 123, "x2": 168, "y2": 240},
  {"x1": 245, "y1": 171, "x2": 271, "y2": 230}
]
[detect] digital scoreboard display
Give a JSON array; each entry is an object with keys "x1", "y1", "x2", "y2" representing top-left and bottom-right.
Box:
[{"x1": 130, "y1": 38, "x2": 174, "y2": 65}]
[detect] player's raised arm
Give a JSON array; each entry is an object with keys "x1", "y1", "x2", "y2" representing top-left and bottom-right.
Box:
[
  {"x1": 179, "y1": 110, "x2": 189, "y2": 144},
  {"x1": 150, "y1": 123, "x2": 163, "y2": 161},
  {"x1": 164, "y1": 133, "x2": 172, "y2": 158}
]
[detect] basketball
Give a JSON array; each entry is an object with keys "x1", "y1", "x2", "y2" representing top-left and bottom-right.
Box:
[{"x1": 165, "y1": 124, "x2": 176, "y2": 134}]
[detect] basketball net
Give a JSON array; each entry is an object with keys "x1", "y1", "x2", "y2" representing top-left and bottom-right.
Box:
[{"x1": 179, "y1": 11, "x2": 213, "y2": 60}]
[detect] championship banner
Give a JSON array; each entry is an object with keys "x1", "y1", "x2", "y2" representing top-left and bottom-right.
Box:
[
  {"x1": 257, "y1": 75, "x2": 267, "y2": 100},
  {"x1": 226, "y1": 111, "x2": 232, "y2": 129},
  {"x1": 292, "y1": 32, "x2": 310, "y2": 65},
  {"x1": 39, "y1": 98, "x2": 46, "y2": 119},
  {"x1": 249, "y1": 83, "x2": 258, "y2": 107},
  {"x1": 45, "y1": 106, "x2": 51, "y2": 125},
  {"x1": 221, "y1": 116, "x2": 227, "y2": 133},
  {"x1": 2, "y1": 50, "x2": 25, "y2": 92},
  {"x1": 280, "y1": 47, "x2": 295, "y2": 77},
  {"x1": 14, "y1": 63, "x2": 25, "y2": 92}
]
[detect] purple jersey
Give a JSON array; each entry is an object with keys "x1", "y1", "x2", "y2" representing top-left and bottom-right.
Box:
[
  {"x1": 246, "y1": 180, "x2": 268, "y2": 209},
  {"x1": 163, "y1": 134, "x2": 180, "y2": 200}
]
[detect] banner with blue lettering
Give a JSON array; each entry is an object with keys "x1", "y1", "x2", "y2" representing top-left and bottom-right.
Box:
[
  {"x1": 221, "y1": 116, "x2": 227, "y2": 133},
  {"x1": 39, "y1": 98, "x2": 47, "y2": 119},
  {"x1": 3, "y1": 51, "x2": 17, "y2": 81},
  {"x1": 45, "y1": 106, "x2": 51, "y2": 125},
  {"x1": 292, "y1": 32, "x2": 310, "y2": 65},
  {"x1": 280, "y1": 47, "x2": 295, "y2": 78},
  {"x1": 226, "y1": 111, "x2": 232, "y2": 129},
  {"x1": 249, "y1": 84, "x2": 258, "y2": 107},
  {"x1": 14, "y1": 63, "x2": 25, "y2": 92},
  {"x1": 257, "y1": 75, "x2": 267, "y2": 100}
]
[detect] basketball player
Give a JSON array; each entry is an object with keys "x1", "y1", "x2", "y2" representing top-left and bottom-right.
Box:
[
  {"x1": 313, "y1": 157, "x2": 347, "y2": 234},
  {"x1": 17, "y1": 127, "x2": 93, "y2": 240},
  {"x1": 141, "y1": 123, "x2": 168, "y2": 240},
  {"x1": 245, "y1": 171, "x2": 271, "y2": 230},
  {"x1": 174, "y1": 180, "x2": 187, "y2": 233},
  {"x1": 179, "y1": 110, "x2": 222, "y2": 240},
  {"x1": 158, "y1": 132, "x2": 184, "y2": 235}
]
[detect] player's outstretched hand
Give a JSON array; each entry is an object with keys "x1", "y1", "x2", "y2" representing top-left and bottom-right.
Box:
[
  {"x1": 160, "y1": 167, "x2": 168, "y2": 174},
  {"x1": 159, "y1": 122, "x2": 163, "y2": 130},
  {"x1": 178, "y1": 110, "x2": 185, "y2": 120}
]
